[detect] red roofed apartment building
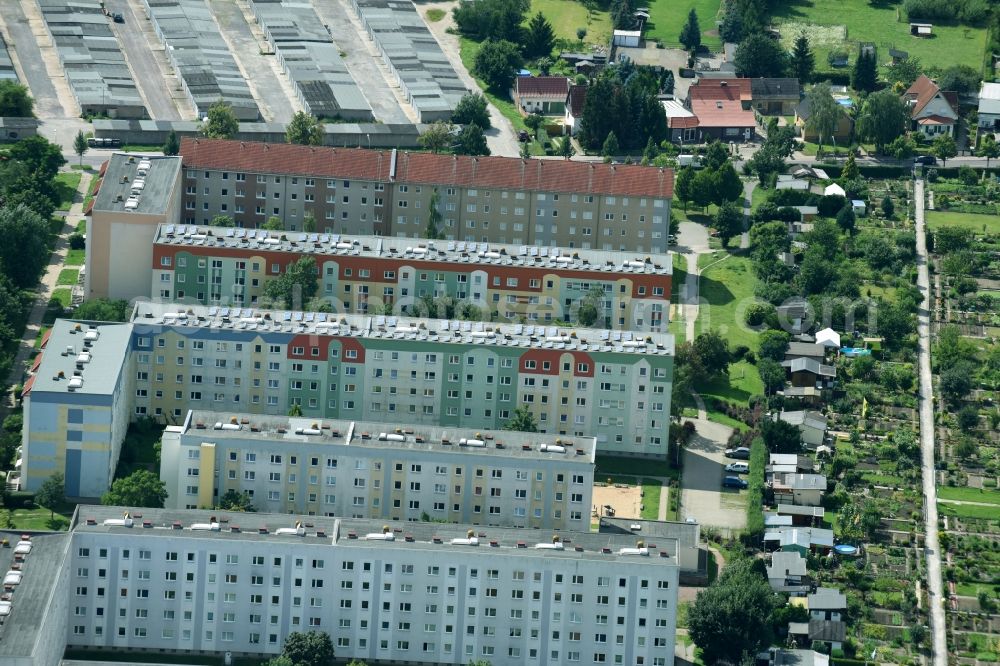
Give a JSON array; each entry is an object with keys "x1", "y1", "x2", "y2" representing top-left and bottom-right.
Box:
[
  {"x1": 177, "y1": 138, "x2": 673, "y2": 253},
  {"x1": 903, "y1": 74, "x2": 959, "y2": 138},
  {"x1": 685, "y1": 78, "x2": 757, "y2": 142}
]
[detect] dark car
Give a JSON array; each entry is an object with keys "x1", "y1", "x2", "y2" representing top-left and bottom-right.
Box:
[
  {"x1": 722, "y1": 476, "x2": 748, "y2": 489},
  {"x1": 914, "y1": 155, "x2": 936, "y2": 165},
  {"x1": 113, "y1": 13, "x2": 124, "y2": 23},
  {"x1": 724, "y1": 446, "x2": 751, "y2": 460}
]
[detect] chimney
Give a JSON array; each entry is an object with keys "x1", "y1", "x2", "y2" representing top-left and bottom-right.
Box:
[{"x1": 720, "y1": 81, "x2": 728, "y2": 87}]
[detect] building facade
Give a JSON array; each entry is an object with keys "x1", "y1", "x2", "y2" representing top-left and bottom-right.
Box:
[
  {"x1": 150, "y1": 226, "x2": 672, "y2": 331},
  {"x1": 178, "y1": 138, "x2": 673, "y2": 253},
  {"x1": 160, "y1": 409, "x2": 595, "y2": 530},
  {"x1": 64, "y1": 507, "x2": 679, "y2": 666}
]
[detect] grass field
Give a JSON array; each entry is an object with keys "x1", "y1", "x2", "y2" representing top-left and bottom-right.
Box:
[
  {"x1": 65, "y1": 248, "x2": 85, "y2": 266},
  {"x1": 56, "y1": 268, "x2": 79, "y2": 286},
  {"x1": 926, "y1": 210, "x2": 1000, "y2": 235},
  {"x1": 426, "y1": 7, "x2": 445, "y2": 22},
  {"x1": 640, "y1": 478, "x2": 662, "y2": 520},
  {"x1": 938, "y1": 486, "x2": 1000, "y2": 505},
  {"x1": 595, "y1": 455, "x2": 677, "y2": 480},
  {"x1": 531, "y1": 0, "x2": 612, "y2": 44},
  {"x1": 83, "y1": 177, "x2": 100, "y2": 213},
  {"x1": 699, "y1": 359, "x2": 764, "y2": 408},
  {"x1": 50, "y1": 288, "x2": 72, "y2": 308},
  {"x1": 8, "y1": 506, "x2": 73, "y2": 531},
  {"x1": 645, "y1": 0, "x2": 723, "y2": 50},
  {"x1": 695, "y1": 254, "x2": 760, "y2": 350},
  {"x1": 53, "y1": 171, "x2": 82, "y2": 212},
  {"x1": 773, "y1": 0, "x2": 987, "y2": 72},
  {"x1": 937, "y1": 501, "x2": 1000, "y2": 520}
]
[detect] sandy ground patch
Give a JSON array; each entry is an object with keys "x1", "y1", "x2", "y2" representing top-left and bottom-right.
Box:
[{"x1": 592, "y1": 482, "x2": 643, "y2": 520}]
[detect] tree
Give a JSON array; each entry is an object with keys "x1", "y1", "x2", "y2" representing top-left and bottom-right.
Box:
[
  {"x1": 303, "y1": 214, "x2": 316, "y2": 233},
  {"x1": 280, "y1": 631, "x2": 335, "y2": 666},
  {"x1": 101, "y1": 469, "x2": 168, "y2": 508},
  {"x1": 675, "y1": 166, "x2": 694, "y2": 212},
  {"x1": 200, "y1": 99, "x2": 240, "y2": 139},
  {"x1": 0, "y1": 81, "x2": 34, "y2": 117},
  {"x1": 761, "y1": 417, "x2": 802, "y2": 453},
  {"x1": 856, "y1": 90, "x2": 909, "y2": 153},
  {"x1": 937, "y1": 64, "x2": 982, "y2": 95},
  {"x1": 804, "y1": 83, "x2": 841, "y2": 151},
  {"x1": 73, "y1": 130, "x2": 88, "y2": 166},
  {"x1": 524, "y1": 12, "x2": 555, "y2": 58},
  {"x1": 524, "y1": 113, "x2": 544, "y2": 133},
  {"x1": 842, "y1": 153, "x2": 860, "y2": 180},
  {"x1": 8, "y1": 135, "x2": 66, "y2": 182},
  {"x1": 218, "y1": 488, "x2": 255, "y2": 512},
  {"x1": 418, "y1": 121, "x2": 455, "y2": 153},
  {"x1": 734, "y1": 34, "x2": 788, "y2": 78},
  {"x1": 940, "y1": 361, "x2": 974, "y2": 407},
  {"x1": 558, "y1": 134, "x2": 575, "y2": 158},
  {"x1": 73, "y1": 298, "x2": 130, "y2": 322},
  {"x1": 851, "y1": 49, "x2": 877, "y2": 93},
  {"x1": 976, "y1": 133, "x2": 999, "y2": 168},
  {"x1": 577, "y1": 63, "x2": 667, "y2": 151},
  {"x1": 504, "y1": 404, "x2": 538, "y2": 432},
  {"x1": 838, "y1": 497, "x2": 881, "y2": 542},
  {"x1": 758, "y1": 358, "x2": 786, "y2": 394},
  {"x1": 790, "y1": 33, "x2": 814, "y2": 83},
  {"x1": 688, "y1": 558, "x2": 779, "y2": 665},
  {"x1": 836, "y1": 205, "x2": 856, "y2": 234},
  {"x1": 0, "y1": 204, "x2": 51, "y2": 289},
  {"x1": 264, "y1": 216, "x2": 284, "y2": 231},
  {"x1": 210, "y1": 215, "x2": 234, "y2": 227},
  {"x1": 285, "y1": 111, "x2": 324, "y2": 146},
  {"x1": 36, "y1": 473, "x2": 65, "y2": 519},
  {"x1": 933, "y1": 133, "x2": 957, "y2": 167},
  {"x1": 888, "y1": 134, "x2": 917, "y2": 160},
  {"x1": 693, "y1": 330, "x2": 731, "y2": 377},
  {"x1": 288, "y1": 403, "x2": 303, "y2": 417},
  {"x1": 610, "y1": 0, "x2": 636, "y2": 29},
  {"x1": 452, "y1": 0, "x2": 528, "y2": 42},
  {"x1": 714, "y1": 201, "x2": 743, "y2": 248},
  {"x1": 602, "y1": 131, "x2": 619, "y2": 159},
  {"x1": 472, "y1": 39, "x2": 523, "y2": 91},
  {"x1": 452, "y1": 92, "x2": 492, "y2": 129},
  {"x1": 679, "y1": 9, "x2": 701, "y2": 51},
  {"x1": 881, "y1": 195, "x2": 895, "y2": 218},
  {"x1": 453, "y1": 123, "x2": 490, "y2": 156},
  {"x1": 426, "y1": 189, "x2": 444, "y2": 239},
  {"x1": 265, "y1": 256, "x2": 319, "y2": 308},
  {"x1": 885, "y1": 57, "x2": 922, "y2": 89},
  {"x1": 690, "y1": 168, "x2": 716, "y2": 211},
  {"x1": 758, "y1": 329, "x2": 791, "y2": 361},
  {"x1": 162, "y1": 129, "x2": 180, "y2": 156},
  {"x1": 714, "y1": 161, "x2": 744, "y2": 204},
  {"x1": 577, "y1": 286, "x2": 604, "y2": 326},
  {"x1": 957, "y1": 405, "x2": 979, "y2": 430}
]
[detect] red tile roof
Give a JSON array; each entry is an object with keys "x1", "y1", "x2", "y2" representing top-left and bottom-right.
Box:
[
  {"x1": 515, "y1": 76, "x2": 571, "y2": 98},
  {"x1": 688, "y1": 78, "x2": 752, "y2": 102},
  {"x1": 904, "y1": 74, "x2": 957, "y2": 119},
  {"x1": 916, "y1": 115, "x2": 955, "y2": 125},
  {"x1": 180, "y1": 138, "x2": 396, "y2": 180},
  {"x1": 689, "y1": 99, "x2": 756, "y2": 128},
  {"x1": 180, "y1": 138, "x2": 674, "y2": 198},
  {"x1": 668, "y1": 115, "x2": 699, "y2": 129},
  {"x1": 394, "y1": 152, "x2": 673, "y2": 197},
  {"x1": 566, "y1": 84, "x2": 587, "y2": 118}
]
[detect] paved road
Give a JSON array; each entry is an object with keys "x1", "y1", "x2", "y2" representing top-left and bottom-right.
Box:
[
  {"x1": 105, "y1": 0, "x2": 186, "y2": 120},
  {"x1": 313, "y1": 0, "x2": 413, "y2": 124},
  {"x1": 679, "y1": 415, "x2": 746, "y2": 531},
  {"x1": 0, "y1": 0, "x2": 66, "y2": 118},
  {"x1": 913, "y1": 178, "x2": 948, "y2": 666}
]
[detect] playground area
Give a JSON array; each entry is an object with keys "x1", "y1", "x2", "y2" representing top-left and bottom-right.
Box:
[{"x1": 592, "y1": 478, "x2": 645, "y2": 520}]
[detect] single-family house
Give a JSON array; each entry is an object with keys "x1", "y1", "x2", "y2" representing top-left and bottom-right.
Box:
[
  {"x1": 513, "y1": 76, "x2": 571, "y2": 116},
  {"x1": 977, "y1": 82, "x2": 1000, "y2": 132},
  {"x1": 767, "y1": 551, "x2": 811, "y2": 594},
  {"x1": 564, "y1": 84, "x2": 587, "y2": 136},
  {"x1": 686, "y1": 78, "x2": 757, "y2": 142},
  {"x1": 751, "y1": 78, "x2": 801, "y2": 115},
  {"x1": 815, "y1": 327, "x2": 841, "y2": 349},
  {"x1": 788, "y1": 620, "x2": 847, "y2": 652},
  {"x1": 782, "y1": 357, "x2": 836, "y2": 387},
  {"x1": 771, "y1": 472, "x2": 827, "y2": 506},
  {"x1": 779, "y1": 410, "x2": 828, "y2": 447},
  {"x1": 776, "y1": 503, "x2": 825, "y2": 527},
  {"x1": 808, "y1": 587, "x2": 847, "y2": 621},
  {"x1": 763, "y1": 649, "x2": 830, "y2": 666},
  {"x1": 764, "y1": 526, "x2": 834, "y2": 555},
  {"x1": 903, "y1": 74, "x2": 959, "y2": 137},
  {"x1": 777, "y1": 298, "x2": 811, "y2": 335},
  {"x1": 780, "y1": 385, "x2": 824, "y2": 405},
  {"x1": 785, "y1": 342, "x2": 827, "y2": 364},
  {"x1": 662, "y1": 99, "x2": 699, "y2": 144},
  {"x1": 791, "y1": 205, "x2": 819, "y2": 221}
]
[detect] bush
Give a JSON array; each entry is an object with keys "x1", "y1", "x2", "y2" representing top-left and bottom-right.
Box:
[
  {"x1": 744, "y1": 302, "x2": 776, "y2": 327},
  {"x1": 68, "y1": 233, "x2": 85, "y2": 250},
  {"x1": 5, "y1": 492, "x2": 35, "y2": 509},
  {"x1": 744, "y1": 437, "x2": 768, "y2": 542}
]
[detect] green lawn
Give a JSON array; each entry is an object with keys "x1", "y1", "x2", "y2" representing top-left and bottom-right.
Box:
[
  {"x1": 53, "y1": 171, "x2": 82, "y2": 212},
  {"x1": 56, "y1": 268, "x2": 79, "y2": 286},
  {"x1": 695, "y1": 254, "x2": 760, "y2": 350},
  {"x1": 75, "y1": 219, "x2": 86, "y2": 233},
  {"x1": 50, "y1": 288, "x2": 72, "y2": 308},
  {"x1": 938, "y1": 486, "x2": 1000, "y2": 505},
  {"x1": 750, "y1": 185, "x2": 769, "y2": 212},
  {"x1": 640, "y1": 478, "x2": 662, "y2": 520},
  {"x1": 65, "y1": 248, "x2": 85, "y2": 266},
  {"x1": 926, "y1": 210, "x2": 1000, "y2": 235},
  {"x1": 596, "y1": 455, "x2": 677, "y2": 480},
  {"x1": 8, "y1": 506, "x2": 73, "y2": 531},
  {"x1": 426, "y1": 8, "x2": 445, "y2": 22},
  {"x1": 33, "y1": 326, "x2": 50, "y2": 350},
  {"x1": 773, "y1": 0, "x2": 987, "y2": 73},
  {"x1": 83, "y1": 176, "x2": 100, "y2": 213},
  {"x1": 955, "y1": 582, "x2": 998, "y2": 597},
  {"x1": 531, "y1": 0, "x2": 612, "y2": 44},
  {"x1": 937, "y1": 501, "x2": 1000, "y2": 520},
  {"x1": 698, "y1": 359, "x2": 763, "y2": 413},
  {"x1": 646, "y1": 0, "x2": 723, "y2": 50}
]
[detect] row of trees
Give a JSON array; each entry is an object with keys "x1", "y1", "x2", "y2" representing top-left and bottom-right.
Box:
[{"x1": 577, "y1": 62, "x2": 668, "y2": 152}]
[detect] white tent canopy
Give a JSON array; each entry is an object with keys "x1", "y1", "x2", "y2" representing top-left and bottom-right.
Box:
[
  {"x1": 824, "y1": 183, "x2": 846, "y2": 197},
  {"x1": 816, "y1": 328, "x2": 841, "y2": 348}
]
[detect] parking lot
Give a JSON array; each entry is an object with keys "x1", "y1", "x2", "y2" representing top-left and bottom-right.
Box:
[{"x1": 680, "y1": 417, "x2": 748, "y2": 531}]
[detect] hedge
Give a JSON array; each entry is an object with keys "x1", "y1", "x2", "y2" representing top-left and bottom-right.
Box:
[
  {"x1": 744, "y1": 436, "x2": 767, "y2": 541},
  {"x1": 5, "y1": 492, "x2": 36, "y2": 509}
]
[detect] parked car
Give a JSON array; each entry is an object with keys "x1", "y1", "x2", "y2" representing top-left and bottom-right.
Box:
[
  {"x1": 113, "y1": 12, "x2": 124, "y2": 23},
  {"x1": 725, "y1": 462, "x2": 749, "y2": 474},
  {"x1": 914, "y1": 155, "x2": 936, "y2": 165},
  {"x1": 724, "y1": 446, "x2": 751, "y2": 460},
  {"x1": 722, "y1": 476, "x2": 748, "y2": 489}
]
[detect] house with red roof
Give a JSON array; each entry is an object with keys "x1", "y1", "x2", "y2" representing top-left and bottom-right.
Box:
[
  {"x1": 512, "y1": 76, "x2": 571, "y2": 116},
  {"x1": 685, "y1": 78, "x2": 757, "y2": 142},
  {"x1": 563, "y1": 83, "x2": 587, "y2": 135},
  {"x1": 903, "y1": 74, "x2": 958, "y2": 138}
]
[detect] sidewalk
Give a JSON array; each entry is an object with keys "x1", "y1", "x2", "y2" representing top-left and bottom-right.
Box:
[{"x1": 2, "y1": 170, "x2": 92, "y2": 417}]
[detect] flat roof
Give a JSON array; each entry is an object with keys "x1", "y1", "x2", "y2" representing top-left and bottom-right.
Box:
[
  {"x1": 27, "y1": 319, "x2": 132, "y2": 396},
  {"x1": 598, "y1": 517, "x2": 699, "y2": 548},
  {"x1": 93, "y1": 153, "x2": 181, "y2": 215},
  {"x1": 179, "y1": 409, "x2": 597, "y2": 463},
  {"x1": 0, "y1": 532, "x2": 70, "y2": 658},
  {"x1": 131, "y1": 302, "x2": 676, "y2": 356},
  {"x1": 76, "y1": 506, "x2": 679, "y2": 563},
  {"x1": 152, "y1": 224, "x2": 672, "y2": 277}
]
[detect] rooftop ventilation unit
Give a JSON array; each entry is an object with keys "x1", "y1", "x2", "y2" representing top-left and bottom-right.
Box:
[
  {"x1": 191, "y1": 522, "x2": 221, "y2": 531},
  {"x1": 274, "y1": 523, "x2": 306, "y2": 537},
  {"x1": 378, "y1": 433, "x2": 406, "y2": 442}
]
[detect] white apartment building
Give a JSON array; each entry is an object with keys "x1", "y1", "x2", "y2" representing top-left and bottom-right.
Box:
[
  {"x1": 63, "y1": 506, "x2": 679, "y2": 665},
  {"x1": 160, "y1": 409, "x2": 595, "y2": 531}
]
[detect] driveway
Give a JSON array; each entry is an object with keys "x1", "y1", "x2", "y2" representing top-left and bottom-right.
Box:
[{"x1": 679, "y1": 417, "x2": 747, "y2": 531}]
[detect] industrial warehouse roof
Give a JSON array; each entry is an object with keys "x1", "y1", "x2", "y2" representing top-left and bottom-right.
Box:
[
  {"x1": 177, "y1": 409, "x2": 597, "y2": 463},
  {"x1": 93, "y1": 153, "x2": 182, "y2": 215},
  {"x1": 180, "y1": 138, "x2": 676, "y2": 198},
  {"x1": 0, "y1": 33, "x2": 18, "y2": 82},
  {"x1": 152, "y1": 224, "x2": 673, "y2": 276},
  {"x1": 131, "y1": 301, "x2": 676, "y2": 356},
  {"x1": 145, "y1": 0, "x2": 259, "y2": 118}
]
